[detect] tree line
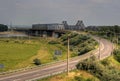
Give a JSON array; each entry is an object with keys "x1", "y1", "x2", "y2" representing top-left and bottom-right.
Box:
[
  {"x1": 0, "y1": 24, "x2": 8, "y2": 32},
  {"x1": 86, "y1": 25, "x2": 120, "y2": 33}
]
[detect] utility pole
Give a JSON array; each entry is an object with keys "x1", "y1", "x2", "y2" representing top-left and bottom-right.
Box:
[
  {"x1": 113, "y1": 28, "x2": 117, "y2": 49},
  {"x1": 111, "y1": 33, "x2": 113, "y2": 55},
  {"x1": 116, "y1": 33, "x2": 119, "y2": 49},
  {"x1": 10, "y1": 22, "x2": 13, "y2": 32},
  {"x1": 98, "y1": 37, "x2": 101, "y2": 60},
  {"x1": 28, "y1": 31, "x2": 31, "y2": 42},
  {"x1": 67, "y1": 35, "x2": 70, "y2": 75}
]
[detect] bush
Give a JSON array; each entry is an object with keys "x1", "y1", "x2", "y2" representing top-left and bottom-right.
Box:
[
  {"x1": 78, "y1": 46, "x2": 93, "y2": 55},
  {"x1": 101, "y1": 59, "x2": 110, "y2": 66},
  {"x1": 71, "y1": 53, "x2": 78, "y2": 57},
  {"x1": 60, "y1": 33, "x2": 97, "y2": 58},
  {"x1": 74, "y1": 76, "x2": 94, "y2": 81},
  {"x1": 53, "y1": 55, "x2": 58, "y2": 60},
  {"x1": 60, "y1": 33, "x2": 78, "y2": 42},
  {"x1": 76, "y1": 57, "x2": 120, "y2": 81},
  {"x1": 48, "y1": 40, "x2": 60, "y2": 44},
  {"x1": 81, "y1": 35, "x2": 90, "y2": 40},
  {"x1": 114, "y1": 49, "x2": 120, "y2": 62},
  {"x1": 69, "y1": 33, "x2": 78, "y2": 38},
  {"x1": 14, "y1": 40, "x2": 20, "y2": 43},
  {"x1": 74, "y1": 76, "x2": 85, "y2": 81},
  {"x1": 4, "y1": 40, "x2": 9, "y2": 42},
  {"x1": 33, "y1": 58, "x2": 41, "y2": 65},
  {"x1": 60, "y1": 34, "x2": 68, "y2": 41}
]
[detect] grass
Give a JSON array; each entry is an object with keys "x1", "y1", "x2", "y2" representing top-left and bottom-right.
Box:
[
  {"x1": 107, "y1": 56, "x2": 120, "y2": 70},
  {"x1": 0, "y1": 38, "x2": 40, "y2": 72},
  {"x1": 0, "y1": 37, "x2": 68, "y2": 72},
  {"x1": 38, "y1": 70, "x2": 100, "y2": 81}
]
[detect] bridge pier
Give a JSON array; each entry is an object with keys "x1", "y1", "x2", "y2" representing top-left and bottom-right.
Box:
[{"x1": 29, "y1": 30, "x2": 65, "y2": 38}]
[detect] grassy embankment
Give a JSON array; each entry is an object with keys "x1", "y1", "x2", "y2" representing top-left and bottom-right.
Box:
[
  {"x1": 38, "y1": 70, "x2": 100, "y2": 81},
  {"x1": 0, "y1": 37, "x2": 67, "y2": 72},
  {"x1": 38, "y1": 36, "x2": 120, "y2": 81},
  {"x1": 75, "y1": 44, "x2": 120, "y2": 81},
  {"x1": 0, "y1": 32, "x2": 97, "y2": 72},
  {"x1": 38, "y1": 55, "x2": 120, "y2": 81}
]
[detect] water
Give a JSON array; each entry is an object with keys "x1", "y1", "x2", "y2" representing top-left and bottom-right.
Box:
[{"x1": 0, "y1": 34, "x2": 27, "y2": 38}]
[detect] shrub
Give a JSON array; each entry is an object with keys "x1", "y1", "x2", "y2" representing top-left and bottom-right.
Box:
[
  {"x1": 5, "y1": 40, "x2": 9, "y2": 42},
  {"x1": 78, "y1": 46, "x2": 93, "y2": 55},
  {"x1": 53, "y1": 55, "x2": 58, "y2": 60},
  {"x1": 114, "y1": 49, "x2": 120, "y2": 62},
  {"x1": 60, "y1": 33, "x2": 78, "y2": 42},
  {"x1": 74, "y1": 76, "x2": 94, "y2": 81},
  {"x1": 80, "y1": 35, "x2": 90, "y2": 40},
  {"x1": 101, "y1": 59, "x2": 110, "y2": 66},
  {"x1": 14, "y1": 40, "x2": 20, "y2": 43},
  {"x1": 48, "y1": 40, "x2": 60, "y2": 44},
  {"x1": 33, "y1": 58, "x2": 41, "y2": 65},
  {"x1": 71, "y1": 53, "x2": 78, "y2": 57},
  {"x1": 60, "y1": 34, "x2": 68, "y2": 41},
  {"x1": 69, "y1": 33, "x2": 78, "y2": 38},
  {"x1": 74, "y1": 76, "x2": 85, "y2": 81},
  {"x1": 76, "y1": 57, "x2": 120, "y2": 81}
]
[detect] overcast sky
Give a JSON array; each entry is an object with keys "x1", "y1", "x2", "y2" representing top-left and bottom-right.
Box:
[{"x1": 0, "y1": 0, "x2": 120, "y2": 26}]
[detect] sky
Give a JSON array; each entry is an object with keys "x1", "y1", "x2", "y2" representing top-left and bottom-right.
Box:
[{"x1": 0, "y1": 0, "x2": 120, "y2": 26}]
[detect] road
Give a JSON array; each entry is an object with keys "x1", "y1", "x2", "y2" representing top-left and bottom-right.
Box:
[{"x1": 0, "y1": 36, "x2": 113, "y2": 81}]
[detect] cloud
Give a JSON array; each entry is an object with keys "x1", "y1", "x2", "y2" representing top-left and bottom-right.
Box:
[{"x1": 0, "y1": 0, "x2": 120, "y2": 25}]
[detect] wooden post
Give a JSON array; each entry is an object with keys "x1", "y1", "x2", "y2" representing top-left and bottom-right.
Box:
[
  {"x1": 99, "y1": 37, "x2": 101, "y2": 60},
  {"x1": 67, "y1": 36, "x2": 69, "y2": 75},
  {"x1": 116, "y1": 33, "x2": 118, "y2": 49},
  {"x1": 111, "y1": 33, "x2": 113, "y2": 55}
]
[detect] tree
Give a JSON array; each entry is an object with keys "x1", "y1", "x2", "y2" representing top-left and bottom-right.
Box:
[{"x1": 0, "y1": 24, "x2": 8, "y2": 32}]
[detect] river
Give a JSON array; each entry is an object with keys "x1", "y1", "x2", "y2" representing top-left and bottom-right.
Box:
[{"x1": 0, "y1": 34, "x2": 28, "y2": 38}]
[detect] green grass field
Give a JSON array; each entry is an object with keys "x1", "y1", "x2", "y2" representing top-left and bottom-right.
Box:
[
  {"x1": 0, "y1": 38, "x2": 40, "y2": 72},
  {"x1": 0, "y1": 37, "x2": 68, "y2": 72}
]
